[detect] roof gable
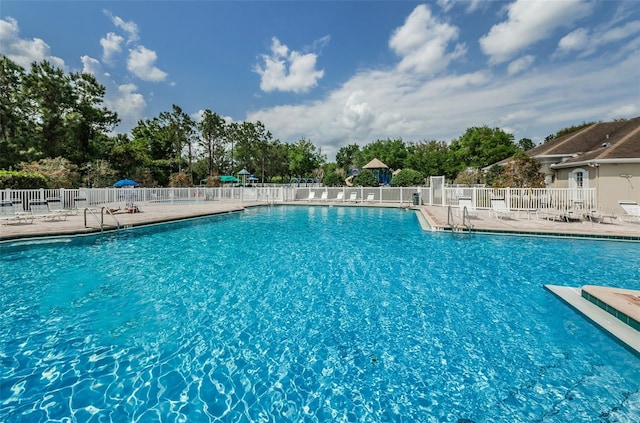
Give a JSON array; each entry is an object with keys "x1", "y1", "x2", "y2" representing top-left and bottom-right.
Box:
[{"x1": 528, "y1": 116, "x2": 640, "y2": 161}]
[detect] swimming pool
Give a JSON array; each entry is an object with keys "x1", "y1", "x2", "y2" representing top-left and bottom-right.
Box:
[{"x1": 1, "y1": 206, "x2": 639, "y2": 422}]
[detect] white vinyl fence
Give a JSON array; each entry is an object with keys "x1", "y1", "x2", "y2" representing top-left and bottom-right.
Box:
[
  {"x1": 1, "y1": 187, "x2": 288, "y2": 210},
  {"x1": 1, "y1": 185, "x2": 597, "y2": 212},
  {"x1": 440, "y1": 186, "x2": 597, "y2": 211}
]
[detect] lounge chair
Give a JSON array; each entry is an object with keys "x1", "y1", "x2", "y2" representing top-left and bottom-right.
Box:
[
  {"x1": 29, "y1": 200, "x2": 66, "y2": 221},
  {"x1": 335, "y1": 192, "x2": 344, "y2": 201},
  {"x1": 0, "y1": 201, "x2": 32, "y2": 224},
  {"x1": 349, "y1": 192, "x2": 358, "y2": 202},
  {"x1": 46, "y1": 197, "x2": 75, "y2": 216},
  {"x1": 74, "y1": 197, "x2": 97, "y2": 212},
  {"x1": 457, "y1": 196, "x2": 477, "y2": 217},
  {"x1": 12, "y1": 199, "x2": 22, "y2": 213},
  {"x1": 307, "y1": 191, "x2": 316, "y2": 201},
  {"x1": 320, "y1": 191, "x2": 328, "y2": 201},
  {"x1": 490, "y1": 198, "x2": 514, "y2": 219},
  {"x1": 583, "y1": 209, "x2": 616, "y2": 225},
  {"x1": 365, "y1": 193, "x2": 375, "y2": 203},
  {"x1": 536, "y1": 208, "x2": 565, "y2": 222},
  {"x1": 618, "y1": 201, "x2": 640, "y2": 222}
]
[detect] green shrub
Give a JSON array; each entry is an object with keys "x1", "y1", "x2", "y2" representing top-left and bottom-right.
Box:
[
  {"x1": 0, "y1": 170, "x2": 49, "y2": 189},
  {"x1": 322, "y1": 171, "x2": 345, "y2": 187},
  {"x1": 353, "y1": 169, "x2": 379, "y2": 187},
  {"x1": 391, "y1": 169, "x2": 424, "y2": 186}
]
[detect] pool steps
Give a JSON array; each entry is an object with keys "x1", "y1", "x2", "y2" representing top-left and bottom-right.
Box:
[
  {"x1": 581, "y1": 285, "x2": 640, "y2": 332},
  {"x1": 544, "y1": 284, "x2": 640, "y2": 355}
]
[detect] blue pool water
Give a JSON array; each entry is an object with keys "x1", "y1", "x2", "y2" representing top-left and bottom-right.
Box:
[{"x1": 1, "y1": 206, "x2": 639, "y2": 422}]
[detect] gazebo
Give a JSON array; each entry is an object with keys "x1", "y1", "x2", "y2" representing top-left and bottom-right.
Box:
[{"x1": 363, "y1": 158, "x2": 391, "y2": 185}]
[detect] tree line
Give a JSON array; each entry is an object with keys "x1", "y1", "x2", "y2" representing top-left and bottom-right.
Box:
[{"x1": 2, "y1": 55, "x2": 566, "y2": 189}]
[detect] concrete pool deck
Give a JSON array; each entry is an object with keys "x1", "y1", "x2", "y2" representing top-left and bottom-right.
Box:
[
  {"x1": 1, "y1": 200, "x2": 640, "y2": 241},
  {"x1": 416, "y1": 205, "x2": 640, "y2": 241},
  {"x1": 0, "y1": 201, "x2": 248, "y2": 241}
]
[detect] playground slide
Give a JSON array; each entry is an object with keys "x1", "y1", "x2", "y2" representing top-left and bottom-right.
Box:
[{"x1": 345, "y1": 175, "x2": 354, "y2": 187}]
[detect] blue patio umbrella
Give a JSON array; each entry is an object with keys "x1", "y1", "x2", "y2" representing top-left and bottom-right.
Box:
[{"x1": 113, "y1": 179, "x2": 139, "y2": 187}]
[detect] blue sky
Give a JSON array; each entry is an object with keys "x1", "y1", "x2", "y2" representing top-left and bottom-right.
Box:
[{"x1": 2, "y1": 0, "x2": 639, "y2": 160}]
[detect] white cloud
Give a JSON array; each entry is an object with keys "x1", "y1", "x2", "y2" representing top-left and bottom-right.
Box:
[
  {"x1": 556, "y1": 19, "x2": 640, "y2": 57},
  {"x1": 437, "y1": 0, "x2": 484, "y2": 13},
  {"x1": 480, "y1": 0, "x2": 593, "y2": 64},
  {"x1": 254, "y1": 37, "x2": 325, "y2": 93},
  {"x1": 0, "y1": 17, "x2": 65, "y2": 69},
  {"x1": 436, "y1": 0, "x2": 455, "y2": 13},
  {"x1": 103, "y1": 10, "x2": 139, "y2": 44},
  {"x1": 608, "y1": 103, "x2": 639, "y2": 120},
  {"x1": 100, "y1": 12, "x2": 167, "y2": 83},
  {"x1": 81, "y1": 55, "x2": 146, "y2": 131},
  {"x1": 113, "y1": 83, "x2": 147, "y2": 128},
  {"x1": 192, "y1": 109, "x2": 235, "y2": 125},
  {"x1": 600, "y1": 20, "x2": 640, "y2": 44},
  {"x1": 389, "y1": 4, "x2": 465, "y2": 74},
  {"x1": 507, "y1": 55, "x2": 535, "y2": 76},
  {"x1": 100, "y1": 32, "x2": 124, "y2": 65},
  {"x1": 127, "y1": 46, "x2": 168, "y2": 82},
  {"x1": 80, "y1": 55, "x2": 105, "y2": 76},
  {"x1": 248, "y1": 20, "x2": 640, "y2": 161},
  {"x1": 557, "y1": 28, "x2": 590, "y2": 54},
  {"x1": 340, "y1": 90, "x2": 374, "y2": 130}
]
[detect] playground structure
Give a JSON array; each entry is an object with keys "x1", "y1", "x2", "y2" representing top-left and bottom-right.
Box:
[{"x1": 345, "y1": 158, "x2": 391, "y2": 186}]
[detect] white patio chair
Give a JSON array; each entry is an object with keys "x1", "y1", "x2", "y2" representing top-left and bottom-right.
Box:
[
  {"x1": 0, "y1": 201, "x2": 32, "y2": 224},
  {"x1": 618, "y1": 200, "x2": 640, "y2": 222},
  {"x1": 457, "y1": 197, "x2": 477, "y2": 217},
  {"x1": 491, "y1": 198, "x2": 515, "y2": 219},
  {"x1": 46, "y1": 197, "x2": 75, "y2": 216},
  {"x1": 29, "y1": 200, "x2": 66, "y2": 221}
]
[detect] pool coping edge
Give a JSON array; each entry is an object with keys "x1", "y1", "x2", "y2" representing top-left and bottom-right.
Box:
[{"x1": 544, "y1": 284, "x2": 640, "y2": 356}]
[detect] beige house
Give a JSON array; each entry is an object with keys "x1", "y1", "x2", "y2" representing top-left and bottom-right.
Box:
[{"x1": 525, "y1": 117, "x2": 640, "y2": 212}]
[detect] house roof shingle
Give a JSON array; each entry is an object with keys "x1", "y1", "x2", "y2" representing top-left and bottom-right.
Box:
[{"x1": 527, "y1": 116, "x2": 640, "y2": 164}]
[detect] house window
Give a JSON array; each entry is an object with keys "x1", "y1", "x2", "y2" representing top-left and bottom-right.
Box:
[
  {"x1": 576, "y1": 172, "x2": 583, "y2": 188},
  {"x1": 569, "y1": 168, "x2": 589, "y2": 189},
  {"x1": 569, "y1": 168, "x2": 588, "y2": 203}
]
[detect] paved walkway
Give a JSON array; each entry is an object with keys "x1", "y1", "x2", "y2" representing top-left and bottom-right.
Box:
[{"x1": 1, "y1": 201, "x2": 639, "y2": 242}]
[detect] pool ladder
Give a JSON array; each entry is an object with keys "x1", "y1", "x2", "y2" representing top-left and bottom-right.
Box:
[
  {"x1": 83, "y1": 207, "x2": 121, "y2": 233},
  {"x1": 447, "y1": 205, "x2": 472, "y2": 234}
]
